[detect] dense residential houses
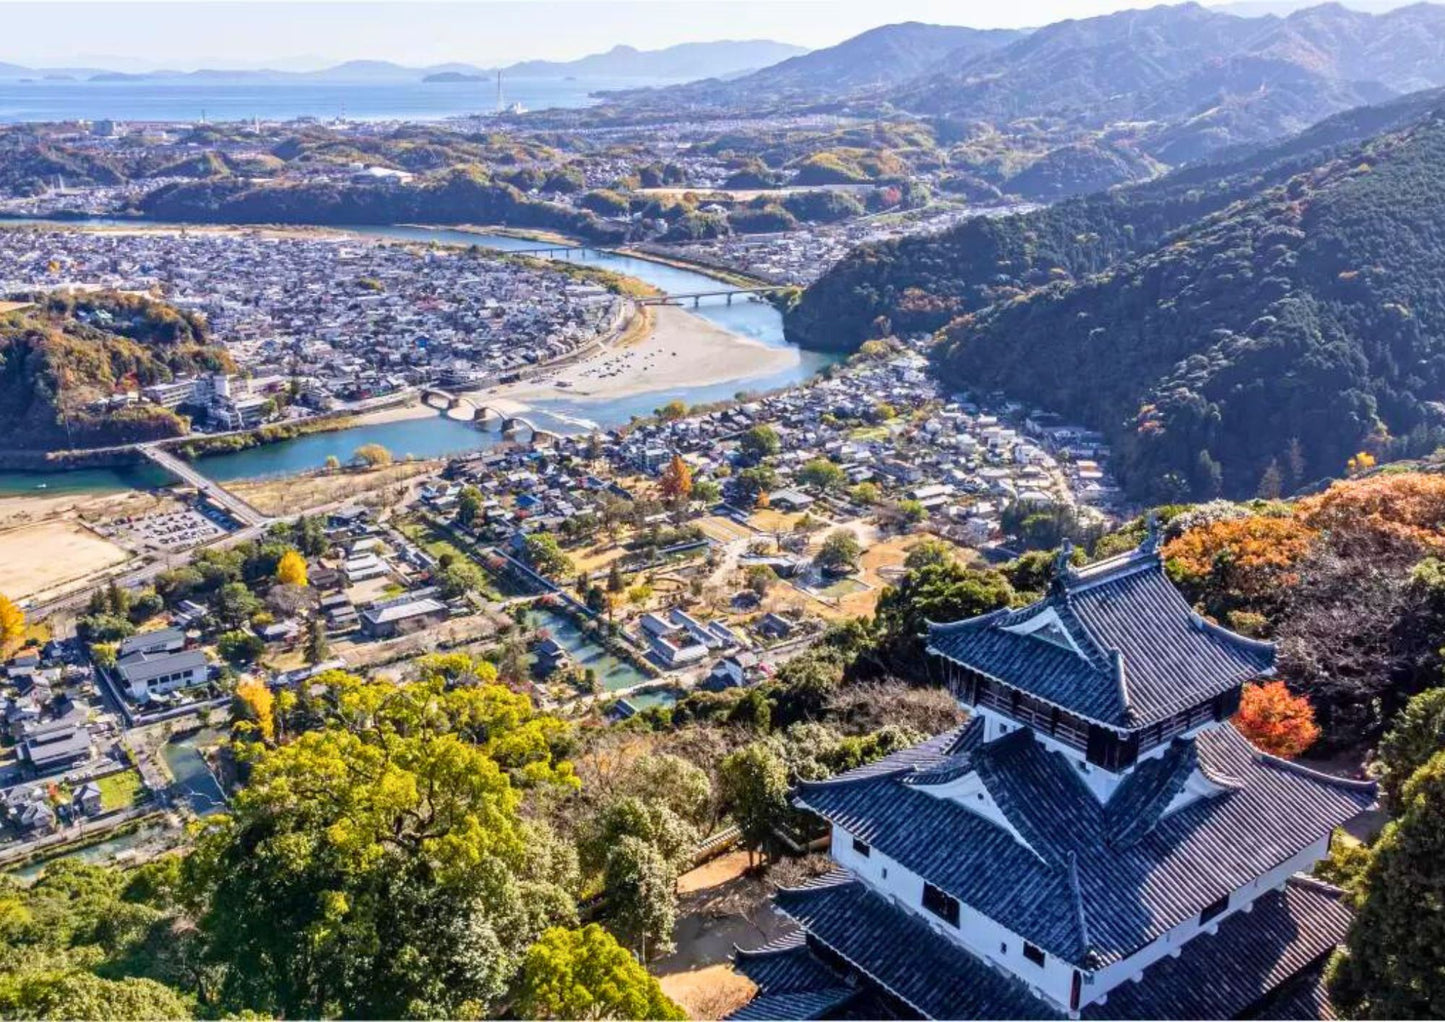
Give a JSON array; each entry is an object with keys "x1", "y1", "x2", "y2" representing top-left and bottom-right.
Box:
[{"x1": 0, "y1": 227, "x2": 625, "y2": 421}]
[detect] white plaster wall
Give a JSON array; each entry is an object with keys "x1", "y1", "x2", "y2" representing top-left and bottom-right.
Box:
[{"x1": 1081, "y1": 832, "x2": 1332, "y2": 1010}]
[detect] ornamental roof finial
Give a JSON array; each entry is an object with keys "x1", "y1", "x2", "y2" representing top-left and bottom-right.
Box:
[
  {"x1": 1139, "y1": 510, "x2": 1162, "y2": 555},
  {"x1": 1052, "y1": 538, "x2": 1076, "y2": 590}
]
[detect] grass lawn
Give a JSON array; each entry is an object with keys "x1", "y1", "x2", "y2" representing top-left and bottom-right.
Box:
[{"x1": 96, "y1": 769, "x2": 146, "y2": 812}]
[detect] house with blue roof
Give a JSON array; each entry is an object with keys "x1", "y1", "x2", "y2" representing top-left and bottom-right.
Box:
[{"x1": 731, "y1": 519, "x2": 1374, "y2": 1020}]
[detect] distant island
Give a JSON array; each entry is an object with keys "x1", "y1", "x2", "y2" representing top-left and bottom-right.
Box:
[{"x1": 422, "y1": 71, "x2": 487, "y2": 83}]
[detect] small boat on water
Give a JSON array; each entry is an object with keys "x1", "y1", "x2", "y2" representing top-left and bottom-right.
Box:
[{"x1": 34, "y1": 483, "x2": 47, "y2": 489}]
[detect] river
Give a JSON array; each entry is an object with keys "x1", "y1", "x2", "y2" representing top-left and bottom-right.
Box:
[{"x1": 0, "y1": 223, "x2": 834, "y2": 494}]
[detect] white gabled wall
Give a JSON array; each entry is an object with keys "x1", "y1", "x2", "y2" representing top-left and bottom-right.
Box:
[
  {"x1": 826, "y1": 822, "x2": 1332, "y2": 1018},
  {"x1": 1080, "y1": 831, "x2": 1332, "y2": 1010},
  {"x1": 829, "y1": 824, "x2": 1078, "y2": 1013}
]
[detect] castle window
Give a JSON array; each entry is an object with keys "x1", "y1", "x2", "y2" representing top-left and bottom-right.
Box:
[
  {"x1": 922, "y1": 882, "x2": 960, "y2": 927},
  {"x1": 852, "y1": 836, "x2": 871, "y2": 857},
  {"x1": 1024, "y1": 942, "x2": 1046, "y2": 967},
  {"x1": 1199, "y1": 894, "x2": 1230, "y2": 925}
]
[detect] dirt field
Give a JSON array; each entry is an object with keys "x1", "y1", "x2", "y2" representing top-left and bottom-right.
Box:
[
  {"x1": 229, "y1": 460, "x2": 439, "y2": 515},
  {"x1": 697, "y1": 515, "x2": 754, "y2": 545},
  {"x1": 0, "y1": 520, "x2": 132, "y2": 600},
  {"x1": 654, "y1": 851, "x2": 789, "y2": 1020}
]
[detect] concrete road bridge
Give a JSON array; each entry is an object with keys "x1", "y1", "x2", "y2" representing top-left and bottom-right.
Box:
[
  {"x1": 138, "y1": 443, "x2": 270, "y2": 527},
  {"x1": 638, "y1": 286, "x2": 790, "y2": 307}
]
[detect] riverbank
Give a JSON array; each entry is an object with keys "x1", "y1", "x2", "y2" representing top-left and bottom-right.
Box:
[{"x1": 483, "y1": 304, "x2": 797, "y2": 407}]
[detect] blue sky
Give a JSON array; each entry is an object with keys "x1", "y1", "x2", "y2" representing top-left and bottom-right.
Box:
[
  {"x1": 0, "y1": 0, "x2": 1417, "y2": 69},
  {"x1": 0, "y1": 1, "x2": 1199, "y2": 68}
]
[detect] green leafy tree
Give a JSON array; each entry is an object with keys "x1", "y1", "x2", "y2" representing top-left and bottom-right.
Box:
[
  {"x1": 512, "y1": 924, "x2": 684, "y2": 1021},
  {"x1": 797, "y1": 458, "x2": 845, "y2": 492},
  {"x1": 1331, "y1": 750, "x2": 1445, "y2": 1018},
  {"x1": 523, "y1": 534, "x2": 574, "y2": 578},
  {"x1": 718, "y1": 742, "x2": 789, "y2": 868},
  {"x1": 213, "y1": 581, "x2": 261, "y2": 630},
  {"x1": 303, "y1": 616, "x2": 329, "y2": 665},
  {"x1": 874, "y1": 561, "x2": 1015, "y2": 673},
  {"x1": 738, "y1": 425, "x2": 780, "y2": 462},
  {"x1": 602, "y1": 836, "x2": 676, "y2": 960},
  {"x1": 815, "y1": 529, "x2": 862, "y2": 574},
  {"x1": 1375, "y1": 687, "x2": 1445, "y2": 809},
  {"x1": 181, "y1": 671, "x2": 580, "y2": 1018},
  {"x1": 438, "y1": 560, "x2": 487, "y2": 599},
  {"x1": 216, "y1": 630, "x2": 264, "y2": 665},
  {"x1": 457, "y1": 486, "x2": 484, "y2": 529}
]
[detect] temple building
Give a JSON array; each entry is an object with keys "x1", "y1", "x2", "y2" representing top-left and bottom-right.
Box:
[{"x1": 730, "y1": 523, "x2": 1375, "y2": 1020}]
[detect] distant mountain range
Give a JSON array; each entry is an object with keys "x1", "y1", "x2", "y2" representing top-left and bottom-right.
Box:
[{"x1": 0, "y1": 39, "x2": 807, "y2": 85}]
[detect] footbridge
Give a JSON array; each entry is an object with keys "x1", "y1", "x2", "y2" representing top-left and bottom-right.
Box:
[
  {"x1": 138, "y1": 443, "x2": 270, "y2": 527},
  {"x1": 420, "y1": 388, "x2": 557, "y2": 445},
  {"x1": 638, "y1": 286, "x2": 791, "y2": 308},
  {"x1": 506, "y1": 244, "x2": 606, "y2": 259}
]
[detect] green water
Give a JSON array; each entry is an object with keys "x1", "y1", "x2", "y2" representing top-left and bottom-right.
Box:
[{"x1": 525, "y1": 606, "x2": 649, "y2": 692}]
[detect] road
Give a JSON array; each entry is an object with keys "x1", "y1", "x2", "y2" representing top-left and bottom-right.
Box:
[{"x1": 138, "y1": 443, "x2": 270, "y2": 527}]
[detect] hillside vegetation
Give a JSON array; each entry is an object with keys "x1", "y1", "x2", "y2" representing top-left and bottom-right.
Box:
[
  {"x1": 0, "y1": 292, "x2": 231, "y2": 450},
  {"x1": 792, "y1": 95, "x2": 1445, "y2": 499}
]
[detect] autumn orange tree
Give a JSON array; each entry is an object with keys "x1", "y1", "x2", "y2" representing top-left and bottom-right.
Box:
[
  {"x1": 1297, "y1": 472, "x2": 1445, "y2": 555},
  {"x1": 658, "y1": 454, "x2": 692, "y2": 507},
  {"x1": 1163, "y1": 514, "x2": 1318, "y2": 612},
  {"x1": 1234, "y1": 680, "x2": 1320, "y2": 758}
]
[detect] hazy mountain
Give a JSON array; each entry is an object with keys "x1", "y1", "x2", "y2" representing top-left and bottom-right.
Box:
[
  {"x1": 601, "y1": 23, "x2": 1024, "y2": 112},
  {"x1": 0, "y1": 39, "x2": 806, "y2": 85},
  {"x1": 502, "y1": 40, "x2": 805, "y2": 79}
]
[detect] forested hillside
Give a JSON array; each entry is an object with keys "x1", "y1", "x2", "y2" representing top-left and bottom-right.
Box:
[
  {"x1": 0, "y1": 292, "x2": 231, "y2": 450},
  {"x1": 937, "y1": 111, "x2": 1445, "y2": 500},
  {"x1": 790, "y1": 94, "x2": 1445, "y2": 499}
]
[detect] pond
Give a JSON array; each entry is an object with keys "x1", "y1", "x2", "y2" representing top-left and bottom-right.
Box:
[{"x1": 524, "y1": 605, "x2": 649, "y2": 692}]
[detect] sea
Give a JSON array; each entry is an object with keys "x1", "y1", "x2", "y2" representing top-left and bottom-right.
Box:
[{"x1": 0, "y1": 75, "x2": 675, "y2": 123}]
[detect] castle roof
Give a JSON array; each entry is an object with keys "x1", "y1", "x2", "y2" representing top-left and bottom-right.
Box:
[
  {"x1": 926, "y1": 540, "x2": 1275, "y2": 729},
  {"x1": 794, "y1": 720, "x2": 1373, "y2": 968},
  {"x1": 739, "y1": 873, "x2": 1348, "y2": 1020}
]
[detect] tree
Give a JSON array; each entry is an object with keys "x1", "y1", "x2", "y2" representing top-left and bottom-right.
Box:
[
  {"x1": 234, "y1": 677, "x2": 275, "y2": 744},
  {"x1": 353, "y1": 443, "x2": 392, "y2": 468},
  {"x1": 815, "y1": 529, "x2": 861, "y2": 575},
  {"x1": 738, "y1": 425, "x2": 780, "y2": 462},
  {"x1": 719, "y1": 742, "x2": 789, "y2": 867},
  {"x1": 904, "y1": 538, "x2": 956, "y2": 572},
  {"x1": 457, "y1": 486, "x2": 484, "y2": 529},
  {"x1": 213, "y1": 581, "x2": 261, "y2": 630},
  {"x1": 797, "y1": 458, "x2": 845, "y2": 492},
  {"x1": 438, "y1": 560, "x2": 487, "y2": 599},
  {"x1": 731, "y1": 465, "x2": 776, "y2": 508},
  {"x1": 216, "y1": 630, "x2": 264, "y2": 665},
  {"x1": 850, "y1": 481, "x2": 882, "y2": 506},
  {"x1": 1376, "y1": 687, "x2": 1445, "y2": 808},
  {"x1": 513, "y1": 925, "x2": 684, "y2": 1021},
  {"x1": 602, "y1": 836, "x2": 676, "y2": 959},
  {"x1": 691, "y1": 479, "x2": 721, "y2": 506},
  {"x1": 1258, "y1": 459, "x2": 1284, "y2": 500},
  {"x1": 524, "y1": 534, "x2": 574, "y2": 578},
  {"x1": 657, "y1": 399, "x2": 687, "y2": 422},
  {"x1": 275, "y1": 549, "x2": 308, "y2": 588},
  {"x1": 873, "y1": 561, "x2": 1014, "y2": 672},
  {"x1": 657, "y1": 455, "x2": 692, "y2": 506},
  {"x1": 0, "y1": 593, "x2": 24, "y2": 656},
  {"x1": 183, "y1": 672, "x2": 579, "y2": 1018},
  {"x1": 1330, "y1": 750, "x2": 1445, "y2": 1018},
  {"x1": 323, "y1": 454, "x2": 342, "y2": 473},
  {"x1": 744, "y1": 564, "x2": 776, "y2": 597},
  {"x1": 606, "y1": 560, "x2": 625, "y2": 595},
  {"x1": 303, "y1": 617, "x2": 329, "y2": 666},
  {"x1": 1234, "y1": 681, "x2": 1320, "y2": 758}
]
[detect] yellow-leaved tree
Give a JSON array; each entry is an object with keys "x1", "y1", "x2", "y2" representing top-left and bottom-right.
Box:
[
  {"x1": 234, "y1": 677, "x2": 275, "y2": 744},
  {"x1": 0, "y1": 593, "x2": 23, "y2": 656},
  {"x1": 275, "y1": 549, "x2": 308, "y2": 587}
]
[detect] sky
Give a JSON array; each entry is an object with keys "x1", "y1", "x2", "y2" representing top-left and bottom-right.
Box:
[{"x1": 0, "y1": 0, "x2": 1420, "y2": 70}]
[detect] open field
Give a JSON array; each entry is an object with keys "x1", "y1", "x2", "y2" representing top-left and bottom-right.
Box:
[
  {"x1": 228, "y1": 460, "x2": 440, "y2": 515},
  {"x1": 0, "y1": 519, "x2": 132, "y2": 601},
  {"x1": 696, "y1": 515, "x2": 754, "y2": 544},
  {"x1": 96, "y1": 769, "x2": 146, "y2": 811}
]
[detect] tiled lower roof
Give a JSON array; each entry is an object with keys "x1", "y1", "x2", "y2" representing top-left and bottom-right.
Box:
[
  {"x1": 727, "y1": 988, "x2": 856, "y2": 1021},
  {"x1": 729, "y1": 931, "x2": 857, "y2": 1022},
  {"x1": 1081, "y1": 877, "x2": 1350, "y2": 1019},
  {"x1": 795, "y1": 724, "x2": 1373, "y2": 967},
  {"x1": 773, "y1": 870, "x2": 1061, "y2": 1021},
  {"x1": 1247, "y1": 958, "x2": 1338, "y2": 1020}
]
